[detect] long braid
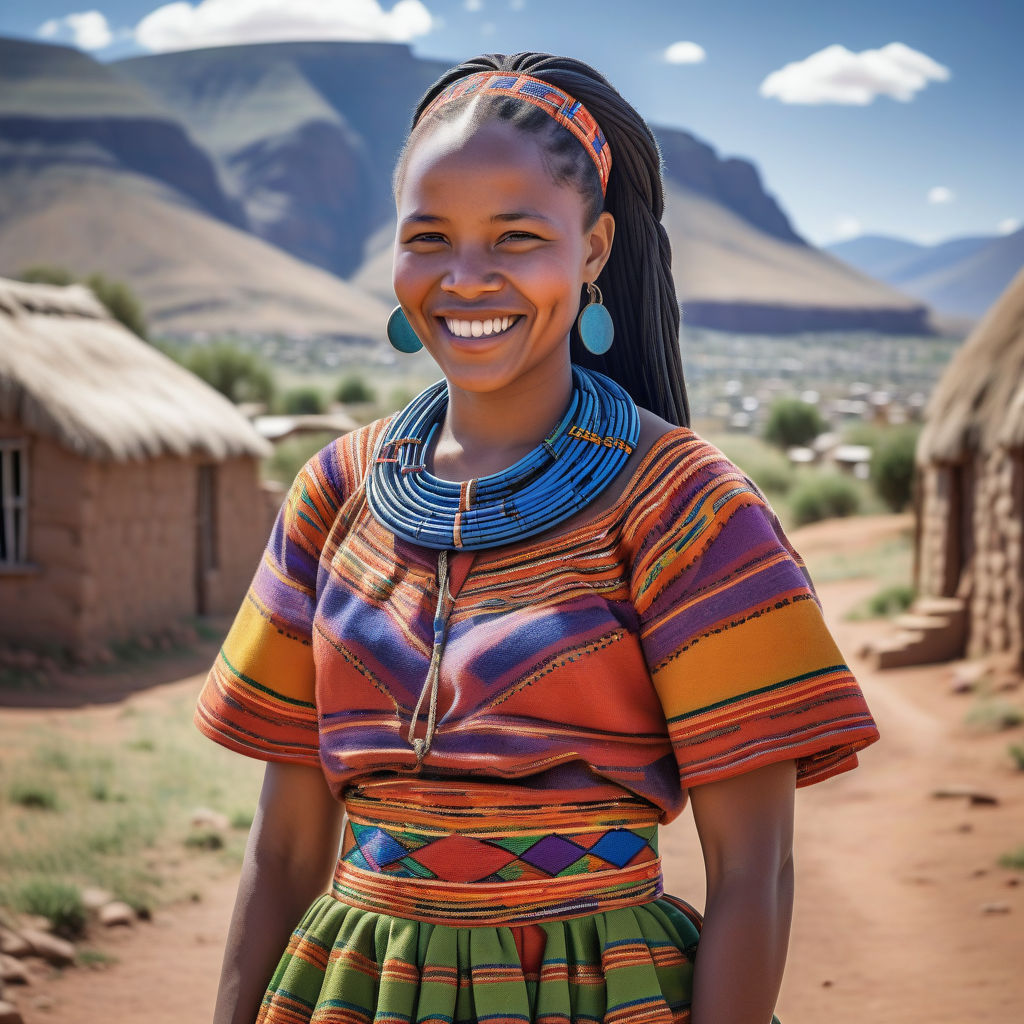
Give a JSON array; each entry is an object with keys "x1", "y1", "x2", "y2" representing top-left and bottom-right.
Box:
[{"x1": 397, "y1": 52, "x2": 690, "y2": 427}]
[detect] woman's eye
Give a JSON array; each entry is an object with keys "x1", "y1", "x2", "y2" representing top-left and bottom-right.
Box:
[
  {"x1": 500, "y1": 231, "x2": 540, "y2": 243},
  {"x1": 407, "y1": 233, "x2": 446, "y2": 244}
]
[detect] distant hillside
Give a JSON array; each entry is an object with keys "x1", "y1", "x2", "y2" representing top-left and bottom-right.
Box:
[
  {"x1": 0, "y1": 37, "x2": 241, "y2": 226},
  {"x1": 114, "y1": 42, "x2": 450, "y2": 277},
  {"x1": 0, "y1": 35, "x2": 937, "y2": 336},
  {"x1": 828, "y1": 230, "x2": 1023, "y2": 318}
]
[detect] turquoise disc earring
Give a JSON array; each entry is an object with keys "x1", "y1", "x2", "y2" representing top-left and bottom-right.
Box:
[
  {"x1": 577, "y1": 282, "x2": 614, "y2": 355},
  {"x1": 387, "y1": 305, "x2": 424, "y2": 353}
]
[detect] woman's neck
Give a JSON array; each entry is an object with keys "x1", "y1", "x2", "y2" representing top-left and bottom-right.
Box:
[{"x1": 430, "y1": 362, "x2": 574, "y2": 481}]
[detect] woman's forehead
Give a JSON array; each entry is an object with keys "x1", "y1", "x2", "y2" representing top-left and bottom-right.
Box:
[{"x1": 399, "y1": 116, "x2": 575, "y2": 211}]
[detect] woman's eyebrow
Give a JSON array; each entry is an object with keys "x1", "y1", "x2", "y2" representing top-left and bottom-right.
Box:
[{"x1": 492, "y1": 210, "x2": 554, "y2": 223}]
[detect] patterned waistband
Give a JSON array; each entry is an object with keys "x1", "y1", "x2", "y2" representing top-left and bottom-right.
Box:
[{"x1": 331, "y1": 787, "x2": 664, "y2": 927}]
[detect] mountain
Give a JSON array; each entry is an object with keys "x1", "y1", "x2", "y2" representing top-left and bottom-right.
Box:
[
  {"x1": 828, "y1": 230, "x2": 1023, "y2": 318},
  {"x1": 114, "y1": 42, "x2": 450, "y2": 277},
  {"x1": 0, "y1": 37, "x2": 389, "y2": 337},
  {"x1": 1, "y1": 36, "x2": 936, "y2": 336}
]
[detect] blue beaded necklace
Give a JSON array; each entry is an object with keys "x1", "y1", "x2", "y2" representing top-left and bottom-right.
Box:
[{"x1": 366, "y1": 365, "x2": 640, "y2": 552}]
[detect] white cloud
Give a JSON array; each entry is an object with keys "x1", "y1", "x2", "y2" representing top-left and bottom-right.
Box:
[
  {"x1": 464, "y1": 0, "x2": 482, "y2": 10},
  {"x1": 760, "y1": 42, "x2": 949, "y2": 105},
  {"x1": 509, "y1": 0, "x2": 525, "y2": 9},
  {"x1": 997, "y1": 217, "x2": 1020, "y2": 235},
  {"x1": 927, "y1": 186, "x2": 954, "y2": 204},
  {"x1": 832, "y1": 216, "x2": 863, "y2": 241},
  {"x1": 37, "y1": 10, "x2": 114, "y2": 50},
  {"x1": 135, "y1": 0, "x2": 434, "y2": 53},
  {"x1": 663, "y1": 41, "x2": 705, "y2": 65}
]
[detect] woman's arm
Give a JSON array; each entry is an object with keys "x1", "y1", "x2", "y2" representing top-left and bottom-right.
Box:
[
  {"x1": 212, "y1": 762, "x2": 346, "y2": 1024},
  {"x1": 688, "y1": 758, "x2": 797, "y2": 1024}
]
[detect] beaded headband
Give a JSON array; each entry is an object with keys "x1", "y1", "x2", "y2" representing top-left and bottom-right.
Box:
[{"x1": 417, "y1": 71, "x2": 612, "y2": 196}]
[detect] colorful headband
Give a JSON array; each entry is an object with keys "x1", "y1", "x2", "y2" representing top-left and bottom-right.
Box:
[{"x1": 417, "y1": 71, "x2": 612, "y2": 196}]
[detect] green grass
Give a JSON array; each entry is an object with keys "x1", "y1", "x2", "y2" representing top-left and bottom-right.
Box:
[
  {"x1": 0, "y1": 693, "x2": 262, "y2": 921},
  {"x1": 76, "y1": 947, "x2": 120, "y2": 968},
  {"x1": 1008, "y1": 743, "x2": 1024, "y2": 771},
  {"x1": 998, "y1": 846, "x2": 1024, "y2": 871},
  {"x1": 845, "y1": 582, "x2": 917, "y2": 621},
  {"x1": 13, "y1": 878, "x2": 86, "y2": 938},
  {"x1": 964, "y1": 698, "x2": 1024, "y2": 733}
]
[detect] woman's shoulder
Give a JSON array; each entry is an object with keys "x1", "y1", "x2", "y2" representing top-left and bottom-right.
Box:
[
  {"x1": 301, "y1": 414, "x2": 397, "y2": 500},
  {"x1": 625, "y1": 409, "x2": 763, "y2": 517}
]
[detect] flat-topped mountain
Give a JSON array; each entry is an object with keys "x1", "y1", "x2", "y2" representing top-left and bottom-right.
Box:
[{"x1": 0, "y1": 36, "x2": 937, "y2": 336}]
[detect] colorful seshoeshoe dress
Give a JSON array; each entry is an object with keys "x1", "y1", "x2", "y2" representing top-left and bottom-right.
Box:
[{"x1": 194, "y1": 418, "x2": 880, "y2": 1023}]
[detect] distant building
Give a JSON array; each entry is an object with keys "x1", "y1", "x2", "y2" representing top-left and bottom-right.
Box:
[
  {"x1": 873, "y1": 268, "x2": 1024, "y2": 670},
  {"x1": 0, "y1": 277, "x2": 273, "y2": 659}
]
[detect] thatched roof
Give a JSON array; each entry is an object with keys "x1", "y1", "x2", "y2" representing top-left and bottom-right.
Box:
[
  {"x1": 0, "y1": 277, "x2": 271, "y2": 461},
  {"x1": 917, "y1": 266, "x2": 1024, "y2": 464}
]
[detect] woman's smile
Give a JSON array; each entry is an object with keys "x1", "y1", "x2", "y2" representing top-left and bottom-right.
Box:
[{"x1": 440, "y1": 314, "x2": 523, "y2": 340}]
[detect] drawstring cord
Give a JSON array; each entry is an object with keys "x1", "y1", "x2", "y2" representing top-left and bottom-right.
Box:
[{"x1": 408, "y1": 548, "x2": 452, "y2": 766}]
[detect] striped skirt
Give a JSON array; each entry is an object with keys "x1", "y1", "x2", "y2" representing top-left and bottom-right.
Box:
[{"x1": 254, "y1": 782, "x2": 780, "y2": 1024}]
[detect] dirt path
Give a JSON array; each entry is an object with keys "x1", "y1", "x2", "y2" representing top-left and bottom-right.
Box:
[{"x1": 7, "y1": 515, "x2": 1024, "y2": 1024}]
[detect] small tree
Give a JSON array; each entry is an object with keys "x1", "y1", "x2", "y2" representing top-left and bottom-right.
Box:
[
  {"x1": 335, "y1": 375, "x2": 377, "y2": 404},
  {"x1": 282, "y1": 387, "x2": 326, "y2": 415},
  {"x1": 182, "y1": 342, "x2": 276, "y2": 406},
  {"x1": 871, "y1": 427, "x2": 919, "y2": 512},
  {"x1": 18, "y1": 265, "x2": 148, "y2": 340},
  {"x1": 763, "y1": 399, "x2": 826, "y2": 449}
]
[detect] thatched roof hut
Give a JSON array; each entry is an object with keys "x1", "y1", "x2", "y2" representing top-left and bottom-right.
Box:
[
  {"x1": 917, "y1": 266, "x2": 1024, "y2": 465},
  {"x1": 892, "y1": 267, "x2": 1024, "y2": 671},
  {"x1": 0, "y1": 277, "x2": 270, "y2": 461},
  {"x1": 0, "y1": 276, "x2": 276, "y2": 660}
]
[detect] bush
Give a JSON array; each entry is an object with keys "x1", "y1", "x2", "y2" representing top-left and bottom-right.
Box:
[
  {"x1": 19, "y1": 266, "x2": 149, "y2": 340},
  {"x1": 8, "y1": 780, "x2": 59, "y2": 810},
  {"x1": 335, "y1": 375, "x2": 377, "y2": 404},
  {"x1": 181, "y1": 342, "x2": 276, "y2": 406},
  {"x1": 763, "y1": 399, "x2": 826, "y2": 449},
  {"x1": 281, "y1": 387, "x2": 326, "y2": 415},
  {"x1": 866, "y1": 583, "x2": 916, "y2": 618},
  {"x1": 16, "y1": 879, "x2": 86, "y2": 938},
  {"x1": 789, "y1": 472, "x2": 862, "y2": 525},
  {"x1": 84, "y1": 272, "x2": 148, "y2": 340},
  {"x1": 964, "y1": 698, "x2": 1024, "y2": 732},
  {"x1": 871, "y1": 427, "x2": 919, "y2": 512},
  {"x1": 1008, "y1": 743, "x2": 1024, "y2": 771},
  {"x1": 999, "y1": 846, "x2": 1024, "y2": 870}
]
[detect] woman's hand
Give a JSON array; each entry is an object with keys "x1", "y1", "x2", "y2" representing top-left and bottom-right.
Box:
[
  {"x1": 212, "y1": 761, "x2": 345, "y2": 1024},
  {"x1": 688, "y1": 758, "x2": 797, "y2": 1024}
]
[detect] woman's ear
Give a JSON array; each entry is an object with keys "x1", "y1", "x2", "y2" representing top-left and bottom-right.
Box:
[{"x1": 583, "y1": 211, "x2": 615, "y2": 280}]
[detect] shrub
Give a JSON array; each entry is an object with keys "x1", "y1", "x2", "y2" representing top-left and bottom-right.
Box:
[
  {"x1": 871, "y1": 427, "x2": 919, "y2": 512},
  {"x1": 281, "y1": 387, "x2": 326, "y2": 415},
  {"x1": 181, "y1": 342, "x2": 276, "y2": 406},
  {"x1": 964, "y1": 699, "x2": 1024, "y2": 732},
  {"x1": 763, "y1": 399, "x2": 826, "y2": 449},
  {"x1": 84, "y1": 272, "x2": 148, "y2": 340},
  {"x1": 8, "y1": 780, "x2": 59, "y2": 810},
  {"x1": 16, "y1": 879, "x2": 86, "y2": 938},
  {"x1": 185, "y1": 829, "x2": 225, "y2": 850},
  {"x1": 999, "y1": 846, "x2": 1024, "y2": 870},
  {"x1": 335, "y1": 375, "x2": 377, "y2": 404},
  {"x1": 19, "y1": 266, "x2": 149, "y2": 340},
  {"x1": 230, "y1": 809, "x2": 255, "y2": 830},
  {"x1": 789, "y1": 472, "x2": 862, "y2": 525},
  {"x1": 1008, "y1": 743, "x2": 1024, "y2": 771},
  {"x1": 866, "y1": 583, "x2": 916, "y2": 618}
]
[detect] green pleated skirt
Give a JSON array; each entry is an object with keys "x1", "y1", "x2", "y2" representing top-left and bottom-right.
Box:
[{"x1": 254, "y1": 891, "x2": 781, "y2": 1023}]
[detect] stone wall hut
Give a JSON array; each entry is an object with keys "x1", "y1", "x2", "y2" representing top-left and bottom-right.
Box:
[
  {"x1": 0, "y1": 277, "x2": 273, "y2": 660},
  {"x1": 906, "y1": 266, "x2": 1024, "y2": 671}
]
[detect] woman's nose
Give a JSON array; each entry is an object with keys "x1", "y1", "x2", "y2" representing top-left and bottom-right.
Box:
[{"x1": 440, "y1": 251, "x2": 502, "y2": 297}]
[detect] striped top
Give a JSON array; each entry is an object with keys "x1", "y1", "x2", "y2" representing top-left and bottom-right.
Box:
[{"x1": 195, "y1": 417, "x2": 879, "y2": 823}]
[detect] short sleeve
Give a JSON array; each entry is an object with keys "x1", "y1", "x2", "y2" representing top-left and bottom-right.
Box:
[
  {"x1": 631, "y1": 438, "x2": 880, "y2": 790},
  {"x1": 193, "y1": 443, "x2": 344, "y2": 766}
]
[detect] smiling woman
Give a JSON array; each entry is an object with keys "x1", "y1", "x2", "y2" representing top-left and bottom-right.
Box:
[{"x1": 194, "y1": 51, "x2": 880, "y2": 1024}]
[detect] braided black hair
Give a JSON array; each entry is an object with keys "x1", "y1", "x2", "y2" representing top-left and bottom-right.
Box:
[{"x1": 393, "y1": 52, "x2": 690, "y2": 427}]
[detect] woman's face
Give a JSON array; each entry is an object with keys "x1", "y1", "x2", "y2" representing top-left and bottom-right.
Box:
[{"x1": 393, "y1": 113, "x2": 614, "y2": 398}]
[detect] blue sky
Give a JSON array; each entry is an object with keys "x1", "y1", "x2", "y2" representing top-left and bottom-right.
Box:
[{"x1": 2, "y1": 0, "x2": 1021, "y2": 247}]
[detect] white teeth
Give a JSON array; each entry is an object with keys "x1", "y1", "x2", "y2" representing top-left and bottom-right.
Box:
[{"x1": 444, "y1": 316, "x2": 519, "y2": 338}]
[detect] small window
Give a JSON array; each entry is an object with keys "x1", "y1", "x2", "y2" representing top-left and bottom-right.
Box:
[{"x1": 0, "y1": 440, "x2": 29, "y2": 565}]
